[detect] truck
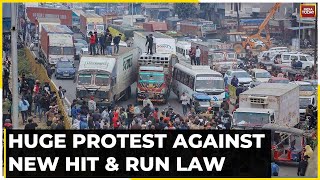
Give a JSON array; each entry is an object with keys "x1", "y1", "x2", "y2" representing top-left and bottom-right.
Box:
[
  {"x1": 233, "y1": 83, "x2": 300, "y2": 129},
  {"x1": 39, "y1": 24, "x2": 74, "y2": 67},
  {"x1": 133, "y1": 31, "x2": 176, "y2": 55},
  {"x1": 36, "y1": 18, "x2": 61, "y2": 35},
  {"x1": 136, "y1": 53, "x2": 177, "y2": 103},
  {"x1": 80, "y1": 13, "x2": 104, "y2": 38},
  {"x1": 76, "y1": 47, "x2": 139, "y2": 109},
  {"x1": 26, "y1": 7, "x2": 72, "y2": 26}
]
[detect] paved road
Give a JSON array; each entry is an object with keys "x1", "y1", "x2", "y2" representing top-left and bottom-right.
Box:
[{"x1": 29, "y1": 44, "x2": 299, "y2": 178}]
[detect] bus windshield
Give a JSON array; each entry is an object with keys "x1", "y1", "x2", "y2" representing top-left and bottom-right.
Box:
[
  {"x1": 78, "y1": 74, "x2": 92, "y2": 85},
  {"x1": 139, "y1": 72, "x2": 164, "y2": 83},
  {"x1": 95, "y1": 74, "x2": 109, "y2": 86},
  {"x1": 195, "y1": 75, "x2": 224, "y2": 90},
  {"x1": 234, "y1": 112, "x2": 270, "y2": 126},
  {"x1": 212, "y1": 53, "x2": 224, "y2": 60}
]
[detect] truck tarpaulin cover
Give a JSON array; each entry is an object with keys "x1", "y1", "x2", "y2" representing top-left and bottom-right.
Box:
[{"x1": 26, "y1": 7, "x2": 72, "y2": 26}]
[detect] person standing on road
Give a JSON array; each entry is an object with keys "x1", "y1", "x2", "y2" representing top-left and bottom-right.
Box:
[
  {"x1": 99, "y1": 33, "x2": 106, "y2": 55},
  {"x1": 180, "y1": 92, "x2": 188, "y2": 116},
  {"x1": 271, "y1": 160, "x2": 279, "y2": 176},
  {"x1": 113, "y1": 34, "x2": 122, "y2": 54},
  {"x1": 3, "y1": 98, "x2": 11, "y2": 122},
  {"x1": 94, "y1": 32, "x2": 99, "y2": 55},
  {"x1": 25, "y1": 90, "x2": 33, "y2": 116},
  {"x1": 231, "y1": 75, "x2": 239, "y2": 87},
  {"x1": 89, "y1": 33, "x2": 96, "y2": 55},
  {"x1": 195, "y1": 46, "x2": 201, "y2": 65},
  {"x1": 19, "y1": 96, "x2": 30, "y2": 124},
  {"x1": 297, "y1": 156, "x2": 309, "y2": 176},
  {"x1": 88, "y1": 96, "x2": 97, "y2": 114},
  {"x1": 46, "y1": 65, "x2": 52, "y2": 79},
  {"x1": 58, "y1": 86, "x2": 65, "y2": 101},
  {"x1": 24, "y1": 117, "x2": 38, "y2": 130}
]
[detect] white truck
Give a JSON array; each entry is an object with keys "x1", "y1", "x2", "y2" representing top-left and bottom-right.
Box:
[
  {"x1": 133, "y1": 31, "x2": 176, "y2": 55},
  {"x1": 76, "y1": 47, "x2": 139, "y2": 109},
  {"x1": 39, "y1": 24, "x2": 74, "y2": 67},
  {"x1": 233, "y1": 83, "x2": 300, "y2": 129},
  {"x1": 80, "y1": 13, "x2": 104, "y2": 38}
]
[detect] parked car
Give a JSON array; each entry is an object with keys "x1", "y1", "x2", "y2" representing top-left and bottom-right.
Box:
[
  {"x1": 224, "y1": 69, "x2": 253, "y2": 87},
  {"x1": 55, "y1": 59, "x2": 76, "y2": 79}
]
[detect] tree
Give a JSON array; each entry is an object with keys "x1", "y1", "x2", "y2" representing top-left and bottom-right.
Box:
[{"x1": 174, "y1": 3, "x2": 197, "y2": 20}]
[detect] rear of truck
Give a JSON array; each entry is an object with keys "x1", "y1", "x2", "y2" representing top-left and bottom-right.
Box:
[{"x1": 233, "y1": 83, "x2": 300, "y2": 129}]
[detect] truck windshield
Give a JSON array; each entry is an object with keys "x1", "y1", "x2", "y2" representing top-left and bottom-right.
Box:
[
  {"x1": 78, "y1": 74, "x2": 92, "y2": 85},
  {"x1": 195, "y1": 75, "x2": 224, "y2": 90},
  {"x1": 300, "y1": 85, "x2": 315, "y2": 92},
  {"x1": 227, "y1": 53, "x2": 236, "y2": 59},
  {"x1": 96, "y1": 25, "x2": 104, "y2": 31},
  {"x1": 234, "y1": 112, "x2": 270, "y2": 126},
  {"x1": 63, "y1": 47, "x2": 74, "y2": 55},
  {"x1": 139, "y1": 72, "x2": 164, "y2": 83},
  {"x1": 212, "y1": 53, "x2": 224, "y2": 60},
  {"x1": 95, "y1": 74, "x2": 109, "y2": 86},
  {"x1": 49, "y1": 46, "x2": 62, "y2": 55},
  {"x1": 87, "y1": 24, "x2": 94, "y2": 31},
  {"x1": 299, "y1": 98, "x2": 311, "y2": 109}
]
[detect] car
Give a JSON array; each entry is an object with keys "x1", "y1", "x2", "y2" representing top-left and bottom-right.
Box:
[
  {"x1": 291, "y1": 81, "x2": 316, "y2": 95},
  {"x1": 280, "y1": 52, "x2": 315, "y2": 70},
  {"x1": 304, "y1": 80, "x2": 318, "y2": 90},
  {"x1": 224, "y1": 69, "x2": 253, "y2": 87},
  {"x1": 74, "y1": 43, "x2": 88, "y2": 60},
  {"x1": 74, "y1": 39, "x2": 88, "y2": 46},
  {"x1": 268, "y1": 77, "x2": 290, "y2": 84},
  {"x1": 55, "y1": 59, "x2": 76, "y2": 79},
  {"x1": 250, "y1": 69, "x2": 271, "y2": 83}
]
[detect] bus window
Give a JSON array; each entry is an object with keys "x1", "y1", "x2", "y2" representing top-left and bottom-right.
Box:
[
  {"x1": 184, "y1": 74, "x2": 190, "y2": 87},
  {"x1": 189, "y1": 76, "x2": 195, "y2": 90},
  {"x1": 177, "y1": 69, "x2": 181, "y2": 81},
  {"x1": 173, "y1": 68, "x2": 177, "y2": 79}
]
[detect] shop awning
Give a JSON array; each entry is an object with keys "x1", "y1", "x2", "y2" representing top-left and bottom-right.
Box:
[{"x1": 287, "y1": 26, "x2": 315, "y2": 30}]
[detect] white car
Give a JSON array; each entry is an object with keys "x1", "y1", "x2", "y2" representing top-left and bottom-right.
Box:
[
  {"x1": 250, "y1": 69, "x2": 271, "y2": 83},
  {"x1": 224, "y1": 69, "x2": 253, "y2": 87},
  {"x1": 281, "y1": 52, "x2": 315, "y2": 70}
]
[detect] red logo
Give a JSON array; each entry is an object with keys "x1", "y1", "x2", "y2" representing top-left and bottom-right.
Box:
[{"x1": 300, "y1": 4, "x2": 317, "y2": 18}]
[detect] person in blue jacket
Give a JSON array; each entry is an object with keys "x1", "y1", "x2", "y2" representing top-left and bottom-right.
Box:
[
  {"x1": 271, "y1": 160, "x2": 279, "y2": 176},
  {"x1": 19, "y1": 96, "x2": 30, "y2": 124}
]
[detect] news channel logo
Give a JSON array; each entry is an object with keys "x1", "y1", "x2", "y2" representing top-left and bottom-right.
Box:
[{"x1": 300, "y1": 4, "x2": 317, "y2": 18}]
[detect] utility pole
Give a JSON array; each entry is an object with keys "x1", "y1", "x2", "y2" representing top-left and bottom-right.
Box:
[
  {"x1": 131, "y1": 3, "x2": 134, "y2": 26},
  {"x1": 11, "y1": 3, "x2": 19, "y2": 129}
]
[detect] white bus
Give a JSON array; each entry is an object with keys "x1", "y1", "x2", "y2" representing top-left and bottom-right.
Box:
[
  {"x1": 172, "y1": 62, "x2": 225, "y2": 108},
  {"x1": 176, "y1": 41, "x2": 191, "y2": 63}
]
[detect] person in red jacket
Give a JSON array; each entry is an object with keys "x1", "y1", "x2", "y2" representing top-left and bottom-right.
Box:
[
  {"x1": 89, "y1": 33, "x2": 96, "y2": 55},
  {"x1": 112, "y1": 112, "x2": 120, "y2": 129}
]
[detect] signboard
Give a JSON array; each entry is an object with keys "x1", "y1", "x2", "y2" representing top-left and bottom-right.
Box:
[
  {"x1": 300, "y1": 4, "x2": 316, "y2": 18},
  {"x1": 201, "y1": 24, "x2": 217, "y2": 32},
  {"x1": 155, "y1": 38, "x2": 176, "y2": 54}
]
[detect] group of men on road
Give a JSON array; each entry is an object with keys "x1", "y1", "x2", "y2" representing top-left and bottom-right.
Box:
[
  {"x1": 188, "y1": 46, "x2": 201, "y2": 65},
  {"x1": 89, "y1": 29, "x2": 122, "y2": 56}
]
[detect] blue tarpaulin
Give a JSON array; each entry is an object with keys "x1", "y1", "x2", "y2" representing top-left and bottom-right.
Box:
[
  {"x1": 287, "y1": 26, "x2": 315, "y2": 30},
  {"x1": 240, "y1": 19, "x2": 264, "y2": 25}
]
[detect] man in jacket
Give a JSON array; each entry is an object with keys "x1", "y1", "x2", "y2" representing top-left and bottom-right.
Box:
[
  {"x1": 99, "y1": 33, "x2": 106, "y2": 55},
  {"x1": 145, "y1": 34, "x2": 154, "y2": 55},
  {"x1": 113, "y1": 34, "x2": 122, "y2": 54},
  {"x1": 106, "y1": 34, "x2": 113, "y2": 55},
  {"x1": 94, "y1": 32, "x2": 99, "y2": 55},
  {"x1": 89, "y1": 33, "x2": 96, "y2": 55},
  {"x1": 189, "y1": 48, "x2": 196, "y2": 65}
]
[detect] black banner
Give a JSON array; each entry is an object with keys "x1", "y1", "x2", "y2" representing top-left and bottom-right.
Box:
[{"x1": 5, "y1": 130, "x2": 271, "y2": 178}]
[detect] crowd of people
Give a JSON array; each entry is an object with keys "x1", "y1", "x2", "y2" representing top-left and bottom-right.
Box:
[{"x1": 88, "y1": 28, "x2": 122, "y2": 56}]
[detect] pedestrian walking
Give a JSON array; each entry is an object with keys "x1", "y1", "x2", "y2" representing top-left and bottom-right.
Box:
[
  {"x1": 58, "y1": 86, "x2": 65, "y2": 100},
  {"x1": 146, "y1": 34, "x2": 154, "y2": 55},
  {"x1": 3, "y1": 98, "x2": 11, "y2": 122},
  {"x1": 25, "y1": 90, "x2": 33, "y2": 116},
  {"x1": 19, "y1": 96, "x2": 30, "y2": 124},
  {"x1": 297, "y1": 156, "x2": 309, "y2": 176},
  {"x1": 46, "y1": 65, "x2": 52, "y2": 79},
  {"x1": 113, "y1": 34, "x2": 122, "y2": 54},
  {"x1": 99, "y1": 33, "x2": 106, "y2": 55},
  {"x1": 89, "y1": 33, "x2": 96, "y2": 55},
  {"x1": 88, "y1": 96, "x2": 97, "y2": 113},
  {"x1": 180, "y1": 92, "x2": 188, "y2": 116},
  {"x1": 195, "y1": 46, "x2": 201, "y2": 65},
  {"x1": 231, "y1": 75, "x2": 239, "y2": 87}
]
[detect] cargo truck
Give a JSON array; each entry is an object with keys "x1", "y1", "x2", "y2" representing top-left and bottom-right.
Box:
[
  {"x1": 39, "y1": 24, "x2": 74, "y2": 68},
  {"x1": 233, "y1": 83, "x2": 300, "y2": 129},
  {"x1": 80, "y1": 13, "x2": 105, "y2": 38},
  {"x1": 136, "y1": 53, "x2": 177, "y2": 103},
  {"x1": 76, "y1": 47, "x2": 139, "y2": 109},
  {"x1": 26, "y1": 7, "x2": 72, "y2": 26}
]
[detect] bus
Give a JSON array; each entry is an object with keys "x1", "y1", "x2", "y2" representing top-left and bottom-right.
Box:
[
  {"x1": 172, "y1": 62, "x2": 225, "y2": 109},
  {"x1": 176, "y1": 41, "x2": 191, "y2": 63}
]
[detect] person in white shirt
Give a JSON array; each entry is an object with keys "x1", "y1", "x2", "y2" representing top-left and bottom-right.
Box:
[
  {"x1": 180, "y1": 92, "x2": 189, "y2": 116},
  {"x1": 195, "y1": 46, "x2": 201, "y2": 65},
  {"x1": 88, "y1": 96, "x2": 96, "y2": 113}
]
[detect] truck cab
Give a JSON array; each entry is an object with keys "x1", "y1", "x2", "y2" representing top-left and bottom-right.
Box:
[
  {"x1": 233, "y1": 108, "x2": 275, "y2": 129},
  {"x1": 209, "y1": 50, "x2": 238, "y2": 74}
]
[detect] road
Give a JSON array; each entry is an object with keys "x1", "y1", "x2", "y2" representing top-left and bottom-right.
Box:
[{"x1": 30, "y1": 47, "x2": 299, "y2": 178}]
